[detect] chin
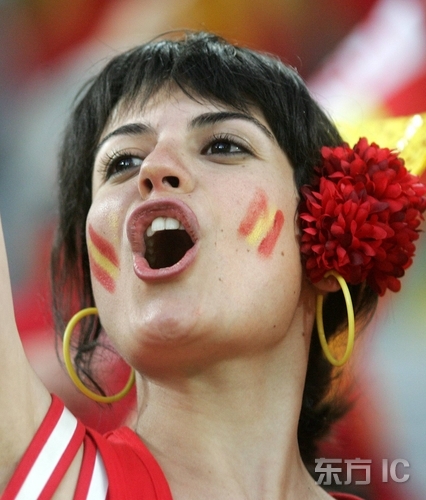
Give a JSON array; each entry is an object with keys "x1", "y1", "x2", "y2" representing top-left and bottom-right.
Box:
[{"x1": 134, "y1": 311, "x2": 201, "y2": 347}]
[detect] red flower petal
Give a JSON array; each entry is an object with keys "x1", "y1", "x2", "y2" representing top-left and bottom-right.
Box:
[{"x1": 299, "y1": 138, "x2": 426, "y2": 295}]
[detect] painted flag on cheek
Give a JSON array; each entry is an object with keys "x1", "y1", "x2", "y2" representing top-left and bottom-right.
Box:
[
  {"x1": 87, "y1": 225, "x2": 119, "y2": 293},
  {"x1": 238, "y1": 191, "x2": 284, "y2": 257}
]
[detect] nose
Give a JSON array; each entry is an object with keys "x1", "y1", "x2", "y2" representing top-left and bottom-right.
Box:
[{"x1": 137, "y1": 145, "x2": 195, "y2": 198}]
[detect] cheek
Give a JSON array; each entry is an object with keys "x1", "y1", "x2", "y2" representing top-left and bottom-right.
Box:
[
  {"x1": 238, "y1": 189, "x2": 285, "y2": 258},
  {"x1": 86, "y1": 201, "x2": 123, "y2": 294}
]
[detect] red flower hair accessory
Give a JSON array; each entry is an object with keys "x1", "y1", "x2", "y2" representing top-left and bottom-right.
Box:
[{"x1": 299, "y1": 138, "x2": 426, "y2": 295}]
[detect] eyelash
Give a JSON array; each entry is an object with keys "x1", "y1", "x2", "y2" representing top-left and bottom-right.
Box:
[
  {"x1": 98, "y1": 149, "x2": 143, "y2": 180},
  {"x1": 202, "y1": 133, "x2": 253, "y2": 156},
  {"x1": 97, "y1": 133, "x2": 253, "y2": 181}
]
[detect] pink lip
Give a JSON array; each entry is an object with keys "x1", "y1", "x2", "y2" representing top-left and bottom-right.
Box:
[{"x1": 126, "y1": 198, "x2": 200, "y2": 282}]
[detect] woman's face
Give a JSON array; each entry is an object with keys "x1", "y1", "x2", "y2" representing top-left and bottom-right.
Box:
[{"x1": 88, "y1": 87, "x2": 313, "y2": 374}]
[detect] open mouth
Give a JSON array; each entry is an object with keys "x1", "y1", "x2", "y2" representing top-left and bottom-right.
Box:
[
  {"x1": 144, "y1": 216, "x2": 195, "y2": 269},
  {"x1": 127, "y1": 199, "x2": 200, "y2": 281}
]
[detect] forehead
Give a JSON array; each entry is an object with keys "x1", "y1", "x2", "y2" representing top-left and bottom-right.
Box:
[{"x1": 100, "y1": 86, "x2": 270, "y2": 140}]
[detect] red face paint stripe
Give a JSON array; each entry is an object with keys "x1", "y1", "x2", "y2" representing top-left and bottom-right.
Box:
[
  {"x1": 258, "y1": 210, "x2": 284, "y2": 257},
  {"x1": 89, "y1": 258, "x2": 116, "y2": 293},
  {"x1": 88, "y1": 225, "x2": 119, "y2": 267},
  {"x1": 238, "y1": 191, "x2": 268, "y2": 237}
]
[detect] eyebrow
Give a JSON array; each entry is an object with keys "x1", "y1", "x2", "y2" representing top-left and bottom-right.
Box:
[
  {"x1": 95, "y1": 122, "x2": 153, "y2": 154},
  {"x1": 189, "y1": 111, "x2": 274, "y2": 141},
  {"x1": 96, "y1": 110, "x2": 274, "y2": 153}
]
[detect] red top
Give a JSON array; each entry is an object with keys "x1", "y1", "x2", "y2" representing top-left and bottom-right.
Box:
[{"x1": 2, "y1": 395, "x2": 363, "y2": 499}]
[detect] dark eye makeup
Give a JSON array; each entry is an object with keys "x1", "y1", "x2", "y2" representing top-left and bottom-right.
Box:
[
  {"x1": 201, "y1": 133, "x2": 253, "y2": 156},
  {"x1": 98, "y1": 150, "x2": 143, "y2": 180},
  {"x1": 97, "y1": 131, "x2": 254, "y2": 182}
]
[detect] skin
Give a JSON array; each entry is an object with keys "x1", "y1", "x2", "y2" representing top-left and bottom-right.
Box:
[
  {"x1": 91, "y1": 89, "x2": 306, "y2": 367},
  {"x1": 0, "y1": 87, "x2": 338, "y2": 499}
]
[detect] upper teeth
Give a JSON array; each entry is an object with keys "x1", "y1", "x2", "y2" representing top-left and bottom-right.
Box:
[{"x1": 146, "y1": 217, "x2": 185, "y2": 237}]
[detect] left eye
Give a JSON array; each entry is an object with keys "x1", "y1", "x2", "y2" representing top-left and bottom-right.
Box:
[{"x1": 203, "y1": 136, "x2": 251, "y2": 156}]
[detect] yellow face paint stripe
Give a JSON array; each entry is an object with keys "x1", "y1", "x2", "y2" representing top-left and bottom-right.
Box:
[
  {"x1": 88, "y1": 239, "x2": 119, "y2": 279},
  {"x1": 239, "y1": 190, "x2": 285, "y2": 257},
  {"x1": 245, "y1": 209, "x2": 276, "y2": 246}
]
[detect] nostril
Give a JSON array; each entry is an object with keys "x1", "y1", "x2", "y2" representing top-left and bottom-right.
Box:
[
  {"x1": 143, "y1": 179, "x2": 153, "y2": 192},
  {"x1": 163, "y1": 176, "x2": 179, "y2": 188}
]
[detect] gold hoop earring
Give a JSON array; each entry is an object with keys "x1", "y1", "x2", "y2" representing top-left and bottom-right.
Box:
[
  {"x1": 316, "y1": 271, "x2": 355, "y2": 367},
  {"x1": 63, "y1": 307, "x2": 135, "y2": 403}
]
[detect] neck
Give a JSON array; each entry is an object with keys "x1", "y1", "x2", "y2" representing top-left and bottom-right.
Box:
[{"x1": 132, "y1": 336, "x2": 330, "y2": 500}]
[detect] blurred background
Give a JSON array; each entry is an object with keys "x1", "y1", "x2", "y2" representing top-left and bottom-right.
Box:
[{"x1": 1, "y1": 0, "x2": 426, "y2": 498}]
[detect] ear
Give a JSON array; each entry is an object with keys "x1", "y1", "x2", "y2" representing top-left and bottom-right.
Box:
[{"x1": 312, "y1": 272, "x2": 341, "y2": 294}]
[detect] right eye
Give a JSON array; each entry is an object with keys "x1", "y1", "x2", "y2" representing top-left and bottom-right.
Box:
[{"x1": 103, "y1": 154, "x2": 143, "y2": 180}]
